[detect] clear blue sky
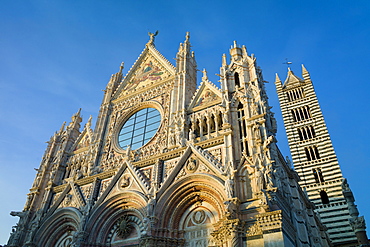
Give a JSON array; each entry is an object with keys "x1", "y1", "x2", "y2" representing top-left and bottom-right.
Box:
[{"x1": 1, "y1": 1, "x2": 369, "y2": 244}]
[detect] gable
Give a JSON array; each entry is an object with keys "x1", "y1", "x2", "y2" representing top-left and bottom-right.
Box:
[
  {"x1": 113, "y1": 45, "x2": 176, "y2": 100},
  {"x1": 70, "y1": 116, "x2": 93, "y2": 154},
  {"x1": 72, "y1": 131, "x2": 91, "y2": 153},
  {"x1": 283, "y1": 70, "x2": 304, "y2": 89},
  {"x1": 158, "y1": 144, "x2": 225, "y2": 197},
  {"x1": 188, "y1": 81, "x2": 222, "y2": 111}
]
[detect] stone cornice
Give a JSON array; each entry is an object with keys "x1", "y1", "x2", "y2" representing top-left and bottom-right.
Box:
[{"x1": 53, "y1": 169, "x2": 117, "y2": 193}]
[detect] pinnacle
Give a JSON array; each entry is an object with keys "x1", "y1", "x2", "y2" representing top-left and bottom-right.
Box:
[
  {"x1": 119, "y1": 62, "x2": 124, "y2": 73},
  {"x1": 275, "y1": 73, "x2": 281, "y2": 82},
  {"x1": 301, "y1": 64, "x2": 310, "y2": 78}
]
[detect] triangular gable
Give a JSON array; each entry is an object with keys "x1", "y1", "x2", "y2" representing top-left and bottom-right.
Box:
[
  {"x1": 47, "y1": 181, "x2": 86, "y2": 214},
  {"x1": 49, "y1": 184, "x2": 72, "y2": 214},
  {"x1": 188, "y1": 80, "x2": 222, "y2": 111},
  {"x1": 158, "y1": 143, "x2": 225, "y2": 198},
  {"x1": 71, "y1": 130, "x2": 91, "y2": 153},
  {"x1": 70, "y1": 117, "x2": 93, "y2": 153},
  {"x1": 93, "y1": 160, "x2": 150, "y2": 209},
  {"x1": 283, "y1": 69, "x2": 304, "y2": 89},
  {"x1": 113, "y1": 44, "x2": 176, "y2": 100}
]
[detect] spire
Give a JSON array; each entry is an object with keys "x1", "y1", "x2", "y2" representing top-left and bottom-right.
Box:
[
  {"x1": 184, "y1": 31, "x2": 191, "y2": 53},
  {"x1": 222, "y1": 54, "x2": 227, "y2": 67},
  {"x1": 86, "y1": 115, "x2": 92, "y2": 129},
  {"x1": 107, "y1": 62, "x2": 124, "y2": 93},
  {"x1": 173, "y1": 31, "x2": 197, "y2": 112},
  {"x1": 275, "y1": 73, "x2": 281, "y2": 86},
  {"x1": 70, "y1": 108, "x2": 82, "y2": 127},
  {"x1": 176, "y1": 32, "x2": 192, "y2": 61},
  {"x1": 59, "y1": 122, "x2": 66, "y2": 134},
  {"x1": 242, "y1": 45, "x2": 248, "y2": 57},
  {"x1": 230, "y1": 41, "x2": 242, "y2": 61},
  {"x1": 301, "y1": 64, "x2": 311, "y2": 80},
  {"x1": 73, "y1": 108, "x2": 81, "y2": 119}
]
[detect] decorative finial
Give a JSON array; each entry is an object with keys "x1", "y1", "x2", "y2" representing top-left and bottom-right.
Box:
[
  {"x1": 275, "y1": 73, "x2": 281, "y2": 82},
  {"x1": 74, "y1": 108, "x2": 82, "y2": 117},
  {"x1": 233, "y1": 41, "x2": 237, "y2": 48},
  {"x1": 86, "y1": 115, "x2": 92, "y2": 128},
  {"x1": 242, "y1": 45, "x2": 248, "y2": 57},
  {"x1": 222, "y1": 53, "x2": 227, "y2": 67},
  {"x1": 301, "y1": 64, "x2": 311, "y2": 80},
  {"x1": 147, "y1": 30, "x2": 159, "y2": 45},
  {"x1": 120, "y1": 62, "x2": 124, "y2": 72},
  {"x1": 185, "y1": 32, "x2": 190, "y2": 42},
  {"x1": 202, "y1": 68, "x2": 208, "y2": 81},
  {"x1": 59, "y1": 121, "x2": 66, "y2": 133},
  {"x1": 283, "y1": 58, "x2": 292, "y2": 70}
]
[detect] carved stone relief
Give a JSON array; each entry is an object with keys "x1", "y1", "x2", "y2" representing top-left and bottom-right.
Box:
[
  {"x1": 99, "y1": 179, "x2": 112, "y2": 199},
  {"x1": 80, "y1": 184, "x2": 93, "y2": 201},
  {"x1": 164, "y1": 158, "x2": 179, "y2": 180}
]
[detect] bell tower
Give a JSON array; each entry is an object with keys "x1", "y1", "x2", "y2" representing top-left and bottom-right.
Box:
[{"x1": 275, "y1": 66, "x2": 369, "y2": 246}]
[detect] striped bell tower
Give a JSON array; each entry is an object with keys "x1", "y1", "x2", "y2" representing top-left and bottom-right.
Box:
[{"x1": 275, "y1": 66, "x2": 369, "y2": 246}]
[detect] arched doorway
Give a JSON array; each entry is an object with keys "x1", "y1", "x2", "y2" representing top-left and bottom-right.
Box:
[
  {"x1": 180, "y1": 202, "x2": 217, "y2": 246},
  {"x1": 54, "y1": 231, "x2": 75, "y2": 247},
  {"x1": 106, "y1": 215, "x2": 143, "y2": 247}
]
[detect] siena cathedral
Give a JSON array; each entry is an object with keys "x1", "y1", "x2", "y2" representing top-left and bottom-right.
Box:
[{"x1": 7, "y1": 33, "x2": 369, "y2": 247}]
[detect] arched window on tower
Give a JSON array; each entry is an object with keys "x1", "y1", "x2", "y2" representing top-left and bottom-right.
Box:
[
  {"x1": 292, "y1": 106, "x2": 312, "y2": 122},
  {"x1": 298, "y1": 125, "x2": 316, "y2": 141},
  {"x1": 320, "y1": 190, "x2": 329, "y2": 204},
  {"x1": 291, "y1": 110, "x2": 297, "y2": 122},
  {"x1": 313, "y1": 168, "x2": 324, "y2": 183},
  {"x1": 310, "y1": 125, "x2": 316, "y2": 138},
  {"x1": 298, "y1": 128, "x2": 303, "y2": 141},
  {"x1": 305, "y1": 146, "x2": 320, "y2": 161},
  {"x1": 234, "y1": 72, "x2": 240, "y2": 87},
  {"x1": 286, "y1": 88, "x2": 305, "y2": 102}
]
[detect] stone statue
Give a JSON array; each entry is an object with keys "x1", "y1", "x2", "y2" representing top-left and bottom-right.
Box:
[
  {"x1": 252, "y1": 101, "x2": 259, "y2": 115},
  {"x1": 186, "y1": 159, "x2": 197, "y2": 172},
  {"x1": 256, "y1": 165, "x2": 264, "y2": 190},
  {"x1": 349, "y1": 216, "x2": 366, "y2": 230},
  {"x1": 175, "y1": 126, "x2": 185, "y2": 146},
  {"x1": 32, "y1": 172, "x2": 42, "y2": 188},
  {"x1": 121, "y1": 176, "x2": 130, "y2": 188},
  {"x1": 169, "y1": 129, "x2": 176, "y2": 147},
  {"x1": 147, "y1": 196, "x2": 156, "y2": 217},
  {"x1": 189, "y1": 128, "x2": 195, "y2": 142},
  {"x1": 263, "y1": 135, "x2": 274, "y2": 149},
  {"x1": 250, "y1": 164, "x2": 264, "y2": 194},
  {"x1": 143, "y1": 217, "x2": 150, "y2": 235},
  {"x1": 148, "y1": 30, "x2": 159, "y2": 45},
  {"x1": 225, "y1": 168, "x2": 237, "y2": 198},
  {"x1": 264, "y1": 164, "x2": 274, "y2": 189},
  {"x1": 225, "y1": 173, "x2": 235, "y2": 198},
  {"x1": 253, "y1": 122, "x2": 261, "y2": 139},
  {"x1": 126, "y1": 145, "x2": 131, "y2": 157},
  {"x1": 273, "y1": 165, "x2": 283, "y2": 189},
  {"x1": 285, "y1": 156, "x2": 292, "y2": 167}
]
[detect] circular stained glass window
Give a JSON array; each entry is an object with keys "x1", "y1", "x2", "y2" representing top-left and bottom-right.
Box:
[{"x1": 118, "y1": 108, "x2": 161, "y2": 150}]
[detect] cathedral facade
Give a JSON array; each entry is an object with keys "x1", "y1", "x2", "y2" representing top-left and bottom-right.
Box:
[{"x1": 8, "y1": 33, "x2": 335, "y2": 246}]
